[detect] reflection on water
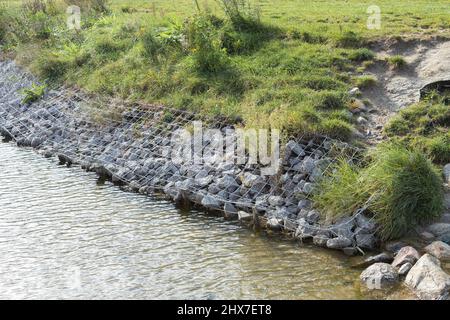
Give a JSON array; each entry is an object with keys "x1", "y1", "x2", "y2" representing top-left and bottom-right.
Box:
[{"x1": 0, "y1": 139, "x2": 364, "y2": 299}]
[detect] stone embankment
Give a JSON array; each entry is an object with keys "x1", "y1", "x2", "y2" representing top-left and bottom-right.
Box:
[{"x1": 0, "y1": 60, "x2": 378, "y2": 254}]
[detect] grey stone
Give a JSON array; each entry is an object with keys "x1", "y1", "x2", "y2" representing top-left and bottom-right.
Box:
[
  {"x1": 302, "y1": 182, "x2": 314, "y2": 194},
  {"x1": 241, "y1": 172, "x2": 263, "y2": 188},
  {"x1": 301, "y1": 156, "x2": 315, "y2": 174},
  {"x1": 268, "y1": 196, "x2": 284, "y2": 207},
  {"x1": 297, "y1": 199, "x2": 312, "y2": 210},
  {"x1": 267, "y1": 217, "x2": 282, "y2": 231},
  {"x1": 285, "y1": 140, "x2": 305, "y2": 157},
  {"x1": 392, "y1": 246, "x2": 420, "y2": 268},
  {"x1": 195, "y1": 169, "x2": 209, "y2": 180},
  {"x1": 283, "y1": 217, "x2": 299, "y2": 231},
  {"x1": 343, "y1": 247, "x2": 358, "y2": 256},
  {"x1": 356, "y1": 214, "x2": 377, "y2": 233},
  {"x1": 405, "y1": 254, "x2": 450, "y2": 300},
  {"x1": 295, "y1": 218, "x2": 315, "y2": 240},
  {"x1": 195, "y1": 175, "x2": 213, "y2": 188},
  {"x1": 356, "y1": 116, "x2": 367, "y2": 125},
  {"x1": 443, "y1": 163, "x2": 450, "y2": 184},
  {"x1": 330, "y1": 216, "x2": 354, "y2": 239},
  {"x1": 360, "y1": 263, "x2": 399, "y2": 290},
  {"x1": 309, "y1": 167, "x2": 323, "y2": 182},
  {"x1": 207, "y1": 183, "x2": 221, "y2": 194},
  {"x1": 327, "y1": 236, "x2": 352, "y2": 249},
  {"x1": 201, "y1": 194, "x2": 221, "y2": 211},
  {"x1": 224, "y1": 202, "x2": 238, "y2": 219},
  {"x1": 444, "y1": 193, "x2": 450, "y2": 210},
  {"x1": 355, "y1": 252, "x2": 394, "y2": 268},
  {"x1": 426, "y1": 223, "x2": 450, "y2": 241},
  {"x1": 305, "y1": 210, "x2": 320, "y2": 224},
  {"x1": 355, "y1": 232, "x2": 377, "y2": 250},
  {"x1": 424, "y1": 241, "x2": 450, "y2": 262},
  {"x1": 218, "y1": 174, "x2": 240, "y2": 192},
  {"x1": 384, "y1": 241, "x2": 407, "y2": 254},
  {"x1": 313, "y1": 235, "x2": 329, "y2": 247},
  {"x1": 420, "y1": 231, "x2": 435, "y2": 241},
  {"x1": 255, "y1": 196, "x2": 269, "y2": 212},
  {"x1": 440, "y1": 213, "x2": 450, "y2": 224},
  {"x1": 398, "y1": 262, "x2": 413, "y2": 277}
]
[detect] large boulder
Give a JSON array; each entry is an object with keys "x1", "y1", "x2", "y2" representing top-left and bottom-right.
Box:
[
  {"x1": 392, "y1": 246, "x2": 420, "y2": 268},
  {"x1": 405, "y1": 254, "x2": 450, "y2": 300},
  {"x1": 424, "y1": 241, "x2": 450, "y2": 262},
  {"x1": 360, "y1": 263, "x2": 399, "y2": 290}
]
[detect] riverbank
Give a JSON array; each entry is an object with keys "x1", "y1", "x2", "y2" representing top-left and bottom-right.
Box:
[
  {"x1": 2, "y1": 58, "x2": 450, "y2": 300},
  {"x1": 1, "y1": 1, "x2": 450, "y2": 300},
  {"x1": 0, "y1": 59, "x2": 376, "y2": 253}
]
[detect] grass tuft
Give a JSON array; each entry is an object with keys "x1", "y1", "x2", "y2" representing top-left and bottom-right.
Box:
[
  {"x1": 20, "y1": 83, "x2": 47, "y2": 104},
  {"x1": 355, "y1": 75, "x2": 377, "y2": 88},
  {"x1": 387, "y1": 54, "x2": 407, "y2": 69},
  {"x1": 314, "y1": 143, "x2": 444, "y2": 240}
]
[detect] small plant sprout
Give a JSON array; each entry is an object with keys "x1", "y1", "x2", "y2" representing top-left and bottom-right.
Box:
[{"x1": 20, "y1": 83, "x2": 47, "y2": 104}]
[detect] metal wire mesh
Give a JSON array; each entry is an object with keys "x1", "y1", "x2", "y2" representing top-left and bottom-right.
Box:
[{"x1": 0, "y1": 60, "x2": 379, "y2": 250}]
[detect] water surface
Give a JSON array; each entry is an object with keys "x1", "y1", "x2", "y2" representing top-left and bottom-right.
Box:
[{"x1": 0, "y1": 139, "x2": 365, "y2": 299}]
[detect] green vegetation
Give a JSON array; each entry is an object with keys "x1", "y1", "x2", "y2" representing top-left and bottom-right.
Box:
[
  {"x1": 387, "y1": 54, "x2": 407, "y2": 69},
  {"x1": 20, "y1": 82, "x2": 47, "y2": 103},
  {"x1": 314, "y1": 143, "x2": 444, "y2": 240},
  {"x1": 354, "y1": 75, "x2": 377, "y2": 88},
  {"x1": 1, "y1": 0, "x2": 449, "y2": 141},
  {"x1": 384, "y1": 94, "x2": 450, "y2": 164}
]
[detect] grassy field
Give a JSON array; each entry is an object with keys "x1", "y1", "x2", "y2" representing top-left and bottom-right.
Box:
[{"x1": 1, "y1": 0, "x2": 449, "y2": 141}]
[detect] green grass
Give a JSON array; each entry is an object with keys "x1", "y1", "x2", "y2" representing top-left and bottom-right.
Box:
[
  {"x1": 387, "y1": 54, "x2": 407, "y2": 69},
  {"x1": 313, "y1": 143, "x2": 444, "y2": 240},
  {"x1": 0, "y1": 0, "x2": 449, "y2": 141},
  {"x1": 384, "y1": 94, "x2": 450, "y2": 164},
  {"x1": 354, "y1": 75, "x2": 377, "y2": 88},
  {"x1": 20, "y1": 82, "x2": 46, "y2": 103}
]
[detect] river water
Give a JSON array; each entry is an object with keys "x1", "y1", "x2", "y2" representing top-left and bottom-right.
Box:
[{"x1": 0, "y1": 139, "x2": 366, "y2": 299}]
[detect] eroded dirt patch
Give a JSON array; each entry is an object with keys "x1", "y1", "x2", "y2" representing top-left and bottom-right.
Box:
[{"x1": 355, "y1": 39, "x2": 450, "y2": 143}]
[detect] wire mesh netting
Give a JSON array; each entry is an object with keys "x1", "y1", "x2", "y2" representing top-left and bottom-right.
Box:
[{"x1": 0, "y1": 60, "x2": 379, "y2": 251}]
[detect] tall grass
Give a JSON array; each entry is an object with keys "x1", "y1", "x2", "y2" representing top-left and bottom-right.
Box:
[{"x1": 314, "y1": 143, "x2": 444, "y2": 240}]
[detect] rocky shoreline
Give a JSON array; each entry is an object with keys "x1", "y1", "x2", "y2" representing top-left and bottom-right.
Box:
[
  {"x1": 0, "y1": 60, "x2": 381, "y2": 253},
  {"x1": 1, "y1": 59, "x2": 450, "y2": 299}
]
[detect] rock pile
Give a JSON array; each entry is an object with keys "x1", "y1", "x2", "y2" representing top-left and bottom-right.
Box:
[
  {"x1": 0, "y1": 60, "x2": 376, "y2": 255},
  {"x1": 360, "y1": 243, "x2": 450, "y2": 300}
]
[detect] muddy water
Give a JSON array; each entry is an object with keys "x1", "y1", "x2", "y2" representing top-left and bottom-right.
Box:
[{"x1": 0, "y1": 139, "x2": 367, "y2": 299}]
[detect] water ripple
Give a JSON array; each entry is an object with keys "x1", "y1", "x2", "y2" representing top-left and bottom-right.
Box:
[{"x1": 0, "y1": 140, "x2": 364, "y2": 299}]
